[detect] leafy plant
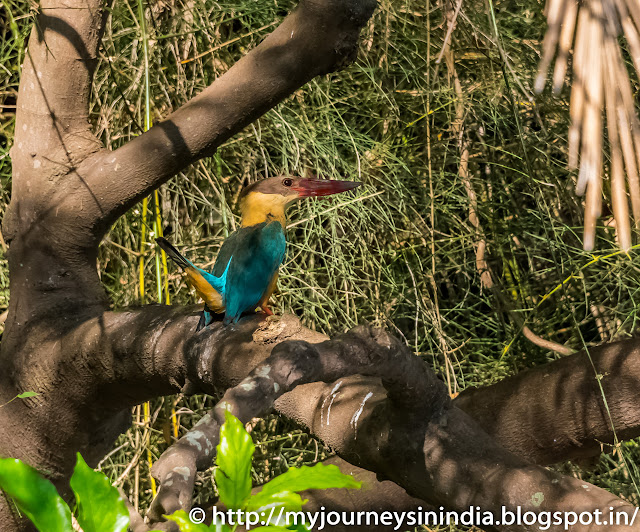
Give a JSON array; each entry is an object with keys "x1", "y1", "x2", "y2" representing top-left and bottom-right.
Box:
[
  {"x1": 0, "y1": 454, "x2": 127, "y2": 532},
  {"x1": 0, "y1": 412, "x2": 360, "y2": 531},
  {"x1": 166, "y1": 411, "x2": 361, "y2": 531}
]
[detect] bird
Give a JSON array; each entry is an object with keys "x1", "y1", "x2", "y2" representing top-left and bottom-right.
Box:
[{"x1": 156, "y1": 175, "x2": 361, "y2": 328}]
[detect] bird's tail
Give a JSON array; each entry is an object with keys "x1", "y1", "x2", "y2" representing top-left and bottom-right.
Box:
[{"x1": 156, "y1": 237, "x2": 194, "y2": 270}]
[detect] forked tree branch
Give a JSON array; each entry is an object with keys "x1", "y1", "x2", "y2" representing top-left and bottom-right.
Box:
[
  {"x1": 76, "y1": 306, "x2": 638, "y2": 531},
  {"x1": 5, "y1": 0, "x2": 375, "y2": 258}
]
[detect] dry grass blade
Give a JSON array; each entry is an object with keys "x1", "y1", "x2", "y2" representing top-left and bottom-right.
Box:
[
  {"x1": 535, "y1": 0, "x2": 567, "y2": 92},
  {"x1": 568, "y1": 5, "x2": 589, "y2": 170},
  {"x1": 606, "y1": 37, "x2": 640, "y2": 231},
  {"x1": 537, "y1": 0, "x2": 640, "y2": 250},
  {"x1": 575, "y1": 4, "x2": 597, "y2": 194},
  {"x1": 616, "y1": 107, "x2": 640, "y2": 229},
  {"x1": 603, "y1": 37, "x2": 631, "y2": 249},
  {"x1": 612, "y1": 33, "x2": 640, "y2": 227},
  {"x1": 621, "y1": 3, "x2": 640, "y2": 80},
  {"x1": 579, "y1": 2, "x2": 605, "y2": 251},
  {"x1": 552, "y1": 0, "x2": 578, "y2": 94},
  {"x1": 624, "y1": 0, "x2": 640, "y2": 31}
]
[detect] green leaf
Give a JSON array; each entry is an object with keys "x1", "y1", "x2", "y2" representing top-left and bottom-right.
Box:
[
  {"x1": 245, "y1": 490, "x2": 305, "y2": 514},
  {"x1": 257, "y1": 463, "x2": 360, "y2": 498},
  {"x1": 214, "y1": 411, "x2": 254, "y2": 510},
  {"x1": 70, "y1": 453, "x2": 129, "y2": 532},
  {"x1": 0, "y1": 458, "x2": 72, "y2": 532},
  {"x1": 164, "y1": 510, "x2": 211, "y2": 531},
  {"x1": 16, "y1": 392, "x2": 38, "y2": 399}
]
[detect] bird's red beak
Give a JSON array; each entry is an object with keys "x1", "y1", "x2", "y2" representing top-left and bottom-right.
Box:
[{"x1": 293, "y1": 178, "x2": 362, "y2": 198}]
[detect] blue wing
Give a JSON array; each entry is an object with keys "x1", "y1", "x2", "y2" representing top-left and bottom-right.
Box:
[{"x1": 218, "y1": 221, "x2": 286, "y2": 324}]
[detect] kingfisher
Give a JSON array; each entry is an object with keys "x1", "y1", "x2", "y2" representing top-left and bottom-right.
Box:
[{"x1": 156, "y1": 176, "x2": 361, "y2": 328}]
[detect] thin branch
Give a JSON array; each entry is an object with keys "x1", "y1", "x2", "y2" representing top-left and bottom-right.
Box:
[{"x1": 443, "y1": 5, "x2": 572, "y2": 358}]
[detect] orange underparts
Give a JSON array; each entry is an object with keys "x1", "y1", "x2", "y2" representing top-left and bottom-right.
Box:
[{"x1": 185, "y1": 266, "x2": 224, "y2": 313}]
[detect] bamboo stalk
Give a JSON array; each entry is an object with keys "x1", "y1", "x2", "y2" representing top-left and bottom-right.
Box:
[
  {"x1": 152, "y1": 190, "x2": 164, "y2": 304},
  {"x1": 133, "y1": 405, "x2": 141, "y2": 511},
  {"x1": 138, "y1": 198, "x2": 148, "y2": 302},
  {"x1": 143, "y1": 401, "x2": 157, "y2": 496},
  {"x1": 136, "y1": 0, "x2": 159, "y2": 499}
]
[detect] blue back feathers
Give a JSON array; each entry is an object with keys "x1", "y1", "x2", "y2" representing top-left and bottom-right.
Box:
[{"x1": 212, "y1": 221, "x2": 286, "y2": 324}]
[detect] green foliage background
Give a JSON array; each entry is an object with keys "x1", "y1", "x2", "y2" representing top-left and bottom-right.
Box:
[{"x1": 1, "y1": 0, "x2": 640, "y2": 527}]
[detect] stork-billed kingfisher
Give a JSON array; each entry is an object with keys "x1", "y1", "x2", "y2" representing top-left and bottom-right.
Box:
[{"x1": 156, "y1": 176, "x2": 361, "y2": 328}]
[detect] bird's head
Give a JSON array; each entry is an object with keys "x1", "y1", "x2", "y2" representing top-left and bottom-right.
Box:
[
  {"x1": 238, "y1": 176, "x2": 361, "y2": 226},
  {"x1": 240, "y1": 175, "x2": 361, "y2": 203}
]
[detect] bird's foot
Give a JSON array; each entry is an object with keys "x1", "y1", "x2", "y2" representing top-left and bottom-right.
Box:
[{"x1": 260, "y1": 304, "x2": 274, "y2": 316}]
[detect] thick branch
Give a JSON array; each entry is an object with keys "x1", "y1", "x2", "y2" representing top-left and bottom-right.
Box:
[
  {"x1": 79, "y1": 0, "x2": 377, "y2": 233},
  {"x1": 4, "y1": 0, "x2": 105, "y2": 245},
  {"x1": 286, "y1": 332, "x2": 640, "y2": 468},
  {"x1": 81, "y1": 307, "x2": 638, "y2": 531},
  {"x1": 2, "y1": 0, "x2": 109, "y2": 323},
  {"x1": 146, "y1": 323, "x2": 447, "y2": 522},
  {"x1": 454, "y1": 338, "x2": 640, "y2": 465},
  {"x1": 280, "y1": 378, "x2": 637, "y2": 532},
  {"x1": 7, "y1": 303, "x2": 640, "y2": 529}
]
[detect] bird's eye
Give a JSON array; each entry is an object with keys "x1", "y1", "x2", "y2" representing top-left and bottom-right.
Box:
[{"x1": 282, "y1": 178, "x2": 293, "y2": 187}]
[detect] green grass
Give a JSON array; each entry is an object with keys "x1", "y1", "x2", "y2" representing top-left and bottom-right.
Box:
[{"x1": 2, "y1": 0, "x2": 640, "y2": 524}]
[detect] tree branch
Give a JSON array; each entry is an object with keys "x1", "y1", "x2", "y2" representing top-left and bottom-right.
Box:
[
  {"x1": 146, "y1": 322, "x2": 447, "y2": 521},
  {"x1": 276, "y1": 379, "x2": 637, "y2": 532},
  {"x1": 78, "y1": 0, "x2": 377, "y2": 233},
  {"x1": 454, "y1": 337, "x2": 640, "y2": 465},
  {"x1": 83, "y1": 307, "x2": 638, "y2": 531}
]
